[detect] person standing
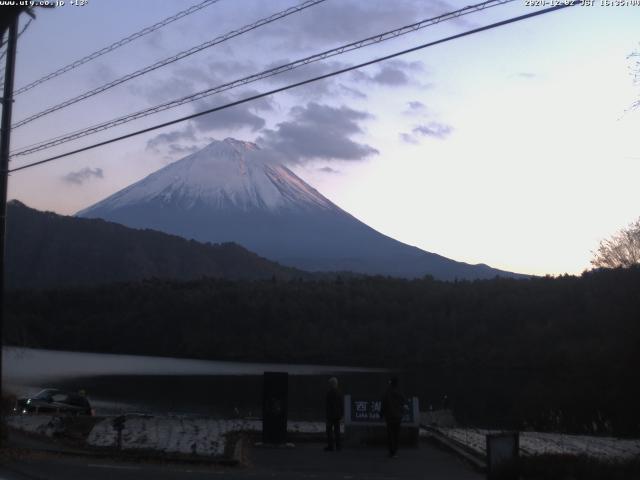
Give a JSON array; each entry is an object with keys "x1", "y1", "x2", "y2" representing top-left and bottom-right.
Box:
[
  {"x1": 325, "y1": 377, "x2": 343, "y2": 451},
  {"x1": 381, "y1": 377, "x2": 406, "y2": 458}
]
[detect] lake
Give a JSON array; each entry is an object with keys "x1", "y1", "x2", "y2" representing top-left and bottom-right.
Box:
[
  {"x1": 2, "y1": 347, "x2": 536, "y2": 426},
  {"x1": 3, "y1": 347, "x2": 591, "y2": 428},
  {"x1": 2, "y1": 347, "x2": 392, "y2": 418}
]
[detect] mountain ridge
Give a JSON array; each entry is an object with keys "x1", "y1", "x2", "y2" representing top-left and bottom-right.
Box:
[
  {"x1": 6, "y1": 200, "x2": 308, "y2": 290},
  {"x1": 78, "y1": 138, "x2": 526, "y2": 281}
]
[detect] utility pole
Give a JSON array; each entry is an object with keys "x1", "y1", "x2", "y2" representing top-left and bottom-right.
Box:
[{"x1": 0, "y1": 15, "x2": 19, "y2": 446}]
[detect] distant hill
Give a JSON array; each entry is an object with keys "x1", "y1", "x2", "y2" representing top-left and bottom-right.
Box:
[{"x1": 5, "y1": 200, "x2": 307, "y2": 289}]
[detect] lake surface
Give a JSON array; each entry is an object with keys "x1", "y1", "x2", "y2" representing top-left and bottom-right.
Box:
[
  {"x1": 1, "y1": 348, "x2": 560, "y2": 428},
  {"x1": 2, "y1": 347, "x2": 386, "y2": 380},
  {"x1": 2, "y1": 347, "x2": 391, "y2": 418}
]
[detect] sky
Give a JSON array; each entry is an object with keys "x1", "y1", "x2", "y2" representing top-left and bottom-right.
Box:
[{"x1": 3, "y1": 0, "x2": 639, "y2": 276}]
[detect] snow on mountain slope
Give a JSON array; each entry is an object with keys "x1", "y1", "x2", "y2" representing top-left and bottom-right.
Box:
[
  {"x1": 78, "y1": 138, "x2": 523, "y2": 280},
  {"x1": 78, "y1": 138, "x2": 334, "y2": 215}
]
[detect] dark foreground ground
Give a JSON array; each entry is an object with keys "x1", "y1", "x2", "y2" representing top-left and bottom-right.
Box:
[{"x1": 0, "y1": 440, "x2": 481, "y2": 480}]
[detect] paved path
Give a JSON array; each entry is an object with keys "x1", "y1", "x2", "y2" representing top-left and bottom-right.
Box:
[
  {"x1": 247, "y1": 441, "x2": 482, "y2": 480},
  {"x1": 0, "y1": 440, "x2": 481, "y2": 480}
]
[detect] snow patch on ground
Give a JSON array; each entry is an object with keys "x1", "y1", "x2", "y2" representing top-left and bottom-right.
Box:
[
  {"x1": 87, "y1": 417, "x2": 328, "y2": 458},
  {"x1": 437, "y1": 427, "x2": 640, "y2": 462},
  {"x1": 5, "y1": 415, "x2": 65, "y2": 437}
]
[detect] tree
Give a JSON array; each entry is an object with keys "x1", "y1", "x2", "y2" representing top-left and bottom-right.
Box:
[
  {"x1": 591, "y1": 218, "x2": 640, "y2": 269},
  {"x1": 629, "y1": 45, "x2": 639, "y2": 110}
]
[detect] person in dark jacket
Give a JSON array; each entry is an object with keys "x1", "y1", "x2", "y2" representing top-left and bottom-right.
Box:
[
  {"x1": 381, "y1": 377, "x2": 406, "y2": 458},
  {"x1": 325, "y1": 377, "x2": 344, "y2": 451}
]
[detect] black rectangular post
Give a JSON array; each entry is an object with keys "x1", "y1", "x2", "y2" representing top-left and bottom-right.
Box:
[
  {"x1": 486, "y1": 432, "x2": 519, "y2": 480},
  {"x1": 262, "y1": 371, "x2": 288, "y2": 444},
  {"x1": 0, "y1": 16, "x2": 19, "y2": 447}
]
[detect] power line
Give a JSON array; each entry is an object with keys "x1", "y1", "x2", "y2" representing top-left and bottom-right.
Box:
[
  {"x1": 13, "y1": 0, "x2": 223, "y2": 96},
  {"x1": 10, "y1": 0, "x2": 515, "y2": 157},
  {"x1": 12, "y1": 0, "x2": 327, "y2": 129},
  {"x1": 8, "y1": 3, "x2": 577, "y2": 174}
]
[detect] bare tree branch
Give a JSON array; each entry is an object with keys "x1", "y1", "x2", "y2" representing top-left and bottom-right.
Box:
[{"x1": 591, "y1": 218, "x2": 640, "y2": 268}]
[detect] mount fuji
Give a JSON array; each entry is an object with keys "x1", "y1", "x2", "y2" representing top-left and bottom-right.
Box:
[{"x1": 78, "y1": 138, "x2": 521, "y2": 280}]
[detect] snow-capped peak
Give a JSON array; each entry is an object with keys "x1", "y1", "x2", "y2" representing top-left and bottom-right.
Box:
[{"x1": 78, "y1": 138, "x2": 337, "y2": 214}]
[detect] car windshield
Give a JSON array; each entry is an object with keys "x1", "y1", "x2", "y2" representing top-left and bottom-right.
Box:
[
  {"x1": 32, "y1": 389, "x2": 59, "y2": 401},
  {"x1": 51, "y1": 393, "x2": 70, "y2": 403}
]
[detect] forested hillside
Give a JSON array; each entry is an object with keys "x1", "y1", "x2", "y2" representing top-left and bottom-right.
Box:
[
  {"x1": 5, "y1": 267, "x2": 640, "y2": 434},
  {"x1": 5, "y1": 200, "x2": 307, "y2": 289}
]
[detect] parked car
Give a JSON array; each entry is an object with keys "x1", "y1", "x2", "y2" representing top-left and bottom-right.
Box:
[{"x1": 14, "y1": 389, "x2": 94, "y2": 416}]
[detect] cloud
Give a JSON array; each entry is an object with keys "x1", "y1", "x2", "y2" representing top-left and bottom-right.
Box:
[
  {"x1": 128, "y1": 75, "x2": 197, "y2": 105},
  {"x1": 62, "y1": 167, "x2": 104, "y2": 185},
  {"x1": 352, "y1": 60, "x2": 425, "y2": 87},
  {"x1": 372, "y1": 66, "x2": 410, "y2": 86},
  {"x1": 146, "y1": 124, "x2": 197, "y2": 152},
  {"x1": 405, "y1": 101, "x2": 428, "y2": 115},
  {"x1": 318, "y1": 166, "x2": 340, "y2": 174},
  {"x1": 146, "y1": 124, "x2": 214, "y2": 161},
  {"x1": 205, "y1": 59, "x2": 256, "y2": 81},
  {"x1": 399, "y1": 132, "x2": 419, "y2": 144},
  {"x1": 191, "y1": 90, "x2": 274, "y2": 133},
  {"x1": 143, "y1": 88, "x2": 276, "y2": 158},
  {"x1": 271, "y1": 0, "x2": 457, "y2": 47},
  {"x1": 400, "y1": 122, "x2": 453, "y2": 144},
  {"x1": 263, "y1": 59, "x2": 352, "y2": 98},
  {"x1": 145, "y1": 29, "x2": 165, "y2": 51},
  {"x1": 167, "y1": 144, "x2": 200, "y2": 156},
  {"x1": 257, "y1": 102, "x2": 378, "y2": 163},
  {"x1": 338, "y1": 84, "x2": 367, "y2": 99},
  {"x1": 86, "y1": 62, "x2": 118, "y2": 86},
  {"x1": 123, "y1": 1, "x2": 458, "y2": 120},
  {"x1": 413, "y1": 123, "x2": 453, "y2": 139},
  {"x1": 126, "y1": 58, "x2": 242, "y2": 106}
]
